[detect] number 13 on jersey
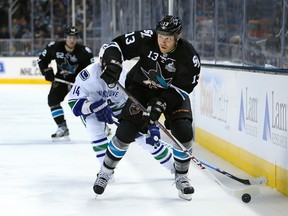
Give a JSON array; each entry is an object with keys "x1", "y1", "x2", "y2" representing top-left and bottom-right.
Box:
[{"x1": 125, "y1": 30, "x2": 153, "y2": 45}]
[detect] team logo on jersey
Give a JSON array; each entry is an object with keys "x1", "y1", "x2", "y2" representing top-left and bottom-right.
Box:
[
  {"x1": 141, "y1": 62, "x2": 172, "y2": 89},
  {"x1": 165, "y1": 62, "x2": 176, "y2": 72},
  {"x1": 79, "y1": 69, "x2": 90, "y2": 80},
  {"x1": 59, "y1": 58, "x2": 78, "y2": 75},
  {"x1": 129, "y1": 103, "x2": 141, "y2": 115},
  {"x1": 65, "y1": 52, "x2": 78, "y2": 63}
]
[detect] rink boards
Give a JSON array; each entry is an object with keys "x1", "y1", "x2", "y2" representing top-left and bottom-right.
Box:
[{"x1": 192, "y1": 66, "x2": 288, "y2": 196}]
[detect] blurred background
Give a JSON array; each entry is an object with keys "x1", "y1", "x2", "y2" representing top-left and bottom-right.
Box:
[{"x1": 0, "y1": 0, "x2": 287, "y2": 69}]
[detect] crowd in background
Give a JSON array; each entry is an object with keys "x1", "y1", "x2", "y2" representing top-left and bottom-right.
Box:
[
  {"x1": 1, "y1": 0, "x2": 70, "y2": 39},
  {"x1": 0, "y1": 0, "x2": 287, "y2": 69},
  {"x1": 0, "y1": 0, "x2": 97, "y2": 56}
]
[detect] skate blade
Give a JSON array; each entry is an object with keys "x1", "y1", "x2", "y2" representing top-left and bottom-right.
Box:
[
  {"x1": 108, "y1": 174, "x2": 115, "y2": 184},
  {"x1": 52, "y1": 135, "x2": 70, "y2": 142},
  {"x1": 178, "y1": 191, "x2": 192, "y2": 201}
]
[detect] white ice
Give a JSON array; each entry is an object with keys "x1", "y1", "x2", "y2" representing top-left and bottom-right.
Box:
[{"x1": 0, "y1": 84, "x2": 287, "y2": 216}]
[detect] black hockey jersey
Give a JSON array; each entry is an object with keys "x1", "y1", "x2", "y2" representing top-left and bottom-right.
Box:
[
  {"x1": 104, "y1": 29, "x2": 200, "y2": 106},
  {"x1": 37, "y1": 41, "x2": 94, "y2": 82}
]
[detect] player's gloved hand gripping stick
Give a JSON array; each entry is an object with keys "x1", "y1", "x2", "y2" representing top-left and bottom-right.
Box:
[
  {"x1": 89, "y1": 99, "x2": 114, "y2": 124},
  {"x1": 145, "y1": 124, "x2": 161, "y2": 148}
]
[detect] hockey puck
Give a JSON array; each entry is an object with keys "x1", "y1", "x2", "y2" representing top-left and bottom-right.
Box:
[{"x1": 241, "y1": 193, "x2": 251, "y2": 203}]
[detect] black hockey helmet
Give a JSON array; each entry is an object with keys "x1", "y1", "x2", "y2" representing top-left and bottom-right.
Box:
[
  {"x1": 156, "y1": 15, "x2": 182, "y2": 37},
  {"x1": 65, "y1": 26, "x2": 79, "y2": 37}
]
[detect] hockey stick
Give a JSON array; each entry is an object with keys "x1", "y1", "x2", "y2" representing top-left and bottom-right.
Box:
[
  {"x1": 54, "y1": 78, "x2": 74, "y2": 86},
  {"x1": 197, "y1": 158, "x2": 267, "y2": 185},
  {"x1": 158, "y1": 139, "x2": 266, "y2": 185},
  {"x1": 116, "y1": 81, "x2": 264, "y2": 199}
]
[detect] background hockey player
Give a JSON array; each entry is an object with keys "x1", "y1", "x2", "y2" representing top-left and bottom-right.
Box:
[
  {"x1": 67, "y1": 43, "x2": 175, "y2": 180},
  {"x1": 37, "y1": 26, "x2": 94, "y2": 141},
  {"x1": 94, "y1": 15, "x2": 201, "y2": 201}
]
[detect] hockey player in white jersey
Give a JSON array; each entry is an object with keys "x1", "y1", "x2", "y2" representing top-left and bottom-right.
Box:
[{"x1": 68, "y1": 44, "x2": 175, "y2": 178}]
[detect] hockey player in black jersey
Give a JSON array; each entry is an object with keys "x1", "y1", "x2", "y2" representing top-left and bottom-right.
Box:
[
  {"x1": 37, "y1": 26, "x2": 94, "y2": 141},
  {"x1": 94, "y1": 15, "x2": 201, "y2": 201}
]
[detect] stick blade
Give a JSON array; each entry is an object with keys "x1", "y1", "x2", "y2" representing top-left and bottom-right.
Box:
[{"x1": 249, "y1": 176, "x2": 267, "y2": 185}]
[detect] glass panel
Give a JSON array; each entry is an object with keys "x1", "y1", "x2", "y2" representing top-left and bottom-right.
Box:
[{"x1": 0, "y1": 0, "x2": 287, "y2": 70}]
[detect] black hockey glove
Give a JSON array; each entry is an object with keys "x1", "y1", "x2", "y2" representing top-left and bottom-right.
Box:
[
  {"x1": 44, "y1": 67, "x2": 55, "y2": 82},
  {"x1": 143, "y1": 98, "x2": 167, "y2": 123},
  {"x1": 100, "y1": 59, "x2": 122, "y2": 85}
]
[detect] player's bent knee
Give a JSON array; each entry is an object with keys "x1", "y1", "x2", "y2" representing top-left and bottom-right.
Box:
[
  {"x1": 116, "y1": 120, "x2": 140, "y2": 143},
  {"x1": 171, "y1": 118, "x2": 193, "y2": 143},
  {"x1": 111, "y1": 136, "x2": 130, "y2": 150}
]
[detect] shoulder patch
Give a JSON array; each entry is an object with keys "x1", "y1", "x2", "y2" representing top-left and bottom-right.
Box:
[
  {"x1": 48, "y1": 41, "x2": 55, "y2": 47},
  {"x1": 79, "y1": 69, "x2": 90, "y2": 81},
  {"x1": 85, "y1": 47, "x2": 92, "y2": 53}
]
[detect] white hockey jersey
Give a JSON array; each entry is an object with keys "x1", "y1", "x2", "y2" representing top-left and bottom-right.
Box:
[{"x1": 68, "y1": 62, "x2": 128, "y2": 117}]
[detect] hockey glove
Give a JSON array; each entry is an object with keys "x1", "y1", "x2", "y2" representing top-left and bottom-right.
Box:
[
  {"x1": 100, "y1": 59, "x2": 122, "y2": 85},
  {"x1": 146, "y1": 98, "x2": 167, "y2": 122},
  {"x1": 44, "y1": 67, "x2": 55, "y2": 82},
  {"x1": 90, "y1": 99, "x2": 114, "y2": 124},
  {"x1": 146, "y1": 124, "x2": 161, "y2": 147}
]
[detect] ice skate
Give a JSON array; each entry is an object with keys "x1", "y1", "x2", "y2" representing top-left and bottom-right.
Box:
[
  {"x1": 51, "y1": 122, "x2": 70, "y2": 141},
  {"x1": 175, "y1": 174, "x2": 194, "y2": 201},
  {"x1": 93, "y1": 171, "x2": 112, "y2": 195}
]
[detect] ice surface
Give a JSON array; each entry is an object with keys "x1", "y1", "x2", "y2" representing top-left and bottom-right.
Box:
[{"x1": 0, "y1": 84, "x2": 287, "y2": 216}]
